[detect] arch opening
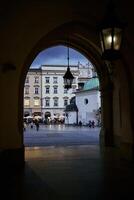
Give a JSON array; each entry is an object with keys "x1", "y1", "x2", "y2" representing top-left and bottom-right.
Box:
[
  {"x1": 23, "y1": 44, "x2": 102, "y2": 148},
  {"x1": 20, "y1": 22, "x2": 114, "y2": 154}
]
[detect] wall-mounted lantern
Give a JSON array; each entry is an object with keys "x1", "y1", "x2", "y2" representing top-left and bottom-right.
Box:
[{"x1": 98, "y1": 2, "x2": 126, "y2": 61}]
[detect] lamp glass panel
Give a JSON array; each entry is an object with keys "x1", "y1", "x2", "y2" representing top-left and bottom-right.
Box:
[
  {"x1": 64, "y1": 78, "x2": 74, "y2": 89},
  {"x1": 64, "y1": 78, "x2": 72, "y2": 85},
  {"x1": 100, "y1": 34, "x2": 104, "y2": 52},
  {"x1": 102, "y1": 28, "x2": 113, "y2": 50},
  {"x1": 113, "y1": 28, "x2": 122, "y2": 50}
]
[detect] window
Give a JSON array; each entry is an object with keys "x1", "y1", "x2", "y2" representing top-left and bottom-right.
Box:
[
  {"x1": 64, "y1": 99, "x2": 68, "y2": 106},
  {"x1": 24, "y1": 99, "x2": 30, "y2": 106},
  {"x1": 72, "y1": 85, "x2": 77, "y2": 92},
  {"x1": 25, "y1": 87, "x2": 29, "y2": 94},
  {"x1": 45, "y1": 99, "x2": 50, "y2": 107},
  {"x1": 53, "y1": 98, "x2": 58, "y2": 107},
  {"x1": 73, "y1": 77, "x2": 76, "y2": 84},
  {"x1": 46, "y1": 86, "x2": 50, "y2": 94},
  {"x1": 53, "y1": 86, "x2": 58, "y2": 94},
  {"x1": 25, "y1": 76, "x2": 29, "y2": 83},
  {"x1": 72, "y1": 85, "x2": 76, "y2": 89},
  {"x1": 45, "y1": 77, "x2": 50, "y2": 83},
  {"x1": 35, "y1": 77, "x2": 39, "y2": 83},
  {"x1": 53, "y1": 77, "x2": 58, "y2": 83},
  {"x1": 34, "y1": 99, "x2": 40, "y2": 106},
  {"x1": 64, "y1": 88, "x2": 67, "y2": 94},
  {"x1": 35, "y1": 87, "x2": 39, "y2": 94}
]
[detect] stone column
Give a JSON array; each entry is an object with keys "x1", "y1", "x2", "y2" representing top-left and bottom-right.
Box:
[{"x1": 100, "y1": 82, "x2": 114, "y2": 146}]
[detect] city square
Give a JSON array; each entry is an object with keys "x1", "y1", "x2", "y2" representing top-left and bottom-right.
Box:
[{"x1": 24, "y1": 124, "x2": 100, "y2": 147}]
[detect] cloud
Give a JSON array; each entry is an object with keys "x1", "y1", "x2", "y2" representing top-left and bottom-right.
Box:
[{"x1": 30, "y1": 45, "x2": 90, "y2": 68}]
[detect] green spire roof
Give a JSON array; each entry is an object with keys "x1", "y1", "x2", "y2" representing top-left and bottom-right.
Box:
[{"x1": 83, "y1": 77, "x2": 99, "y2": 91}]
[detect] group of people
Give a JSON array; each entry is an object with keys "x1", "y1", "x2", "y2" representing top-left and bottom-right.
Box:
[
  {"x1": 88, "y1": 120, "x2": 95, "y2": 128},
  {"x1": 23, "y1": 120, "x2": 40, "y2": 131},
  {"x1": 78, "y1": 120, "x2": 95, "y2": 128}
]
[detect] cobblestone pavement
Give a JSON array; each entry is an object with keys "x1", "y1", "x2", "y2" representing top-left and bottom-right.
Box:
[{"x1": 24, "y1": 124, "x2": 100, "y2": 147}]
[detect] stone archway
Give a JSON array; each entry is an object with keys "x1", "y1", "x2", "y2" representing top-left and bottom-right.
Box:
[
  {"x1": 20, "y1": 22, "x2": 114, "y2": 148},
  {"x1": 0, "y1": 2, "x2": 133, "y2": 169}
]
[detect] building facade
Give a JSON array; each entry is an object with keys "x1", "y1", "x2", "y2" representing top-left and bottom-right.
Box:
[
  {"x1": 24, "y1": 68, "x2": 42, "y2": 116},
  {"x1": 76, "y1": 77, "x2": 100, "y2": 125},
  {"x1": 65, "y1": 77, "x2": 101, "y2": 126},
  {"x1": 78, "y1": 62, "x2": 97, "y2": 89},
  {"x1": 24, "y1": 63, "x2": 94, "y2": 121},
  {"x1": 41, "y1": 65, "x2": 79, "y2": 121}
]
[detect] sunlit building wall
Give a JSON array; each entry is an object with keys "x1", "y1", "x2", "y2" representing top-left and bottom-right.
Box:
[
  {"x1": 65, "y1": 77, "x2": 100, "y2": 126},
  {"x1": 24, "y1": 68, "x2": 42, "y2": 116},
  {"x1": 76, "y1": 77, "x2": 100, "y2": 125},
  {"x1": 41, "y1": 65, "x2": 79, "y2": 119},
  {"x1": 24, "y1": 63, "x2": 94, "y2": 120}
]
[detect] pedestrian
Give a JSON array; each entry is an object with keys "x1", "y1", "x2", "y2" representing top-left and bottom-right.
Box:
[
  {"x1": 91, "y1": 120, "x2": 95, "y2": 128},
  {"x1": 30, "y1": 121, "x2": 34, "y2": 129},
  {"x1": 23, "y1": 122, "x2": 27, "y2": 131},
  {"x1": 35, "y1": 120, "x2": 39, "y2": 131},
  {"x1": 79, "y1": 120, "x2": 82, "y2": 127},
  {"x1": 89, "y1": 120, "x2": 92, "y2": 128}
]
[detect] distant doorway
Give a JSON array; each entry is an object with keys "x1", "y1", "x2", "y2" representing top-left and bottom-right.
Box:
[{"x1": 45, "y1": 112, "x2": 51, "y2": 124}]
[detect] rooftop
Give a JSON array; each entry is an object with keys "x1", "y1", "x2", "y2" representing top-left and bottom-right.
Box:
[{"x1": 83, "y1": 77, "x2": 99, "y2": 91}]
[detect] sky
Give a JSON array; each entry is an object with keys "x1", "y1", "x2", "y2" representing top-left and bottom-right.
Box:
[{"x1": 30, "y1": 45, "x2": 91, "y2": 68}]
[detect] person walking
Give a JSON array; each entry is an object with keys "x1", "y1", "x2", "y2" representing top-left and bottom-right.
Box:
[
  {"x1": 79, "y1": 120, "x2": 82, "y2": 127},
  {"x1": 30, "y1": 121, "x2": 34, "y2": 129},
  {"x1": 35, "y1": 120, "x2": 39, "y2": 131},
  {"x1": 89, "y1": 120, "x2": 92, "y2": 128},
  {"x1": 23, "y1": 122, "x2": 27, "y2": 131},
  {"x1": 91, "y1": 120, "x2": 95, "y2": 128}
]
